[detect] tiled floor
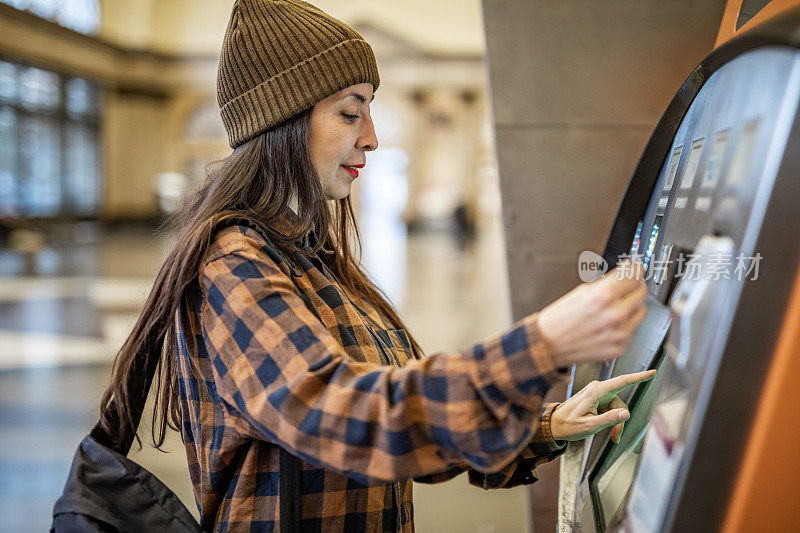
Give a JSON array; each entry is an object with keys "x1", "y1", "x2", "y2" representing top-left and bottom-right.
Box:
[{"x1": 0, "y1": 216, "x2": 535, "y2": 533}]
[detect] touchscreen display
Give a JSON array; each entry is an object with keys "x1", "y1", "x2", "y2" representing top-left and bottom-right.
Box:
[
  {"x1": 591, "y1": 356, "x2": 669, "y2": 529},
  {"x1": 582, "y1": 296, "x2": 671, "y2": 479},
  {"x1": 606, "y1": 295, "x2": 671, "y2": 388}
]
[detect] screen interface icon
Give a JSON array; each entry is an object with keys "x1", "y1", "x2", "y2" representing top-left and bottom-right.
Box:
[
  {"x1": 643, "y1": 215, "x2": 663, "y2": 272},
  {"x1": 680, "y1": 139, "x2": 704, "y2": 190},
  {"x1": 701, "y1": 130, "x2": 730, "y2": 189},
  {"x1": 663, "y1": 146, "x2": 683, "y2": 191},
  {"x1": 727, "y1": 119, "x2": 759, "y2": 185}
]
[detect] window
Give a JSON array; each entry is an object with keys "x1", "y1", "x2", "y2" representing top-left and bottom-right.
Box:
[
  {"x1": 0, "y1": 58, "x2": 101, "y2": 217},
  {"x1": 1, "y1": 0, "x2": 101, "y2": 35}
]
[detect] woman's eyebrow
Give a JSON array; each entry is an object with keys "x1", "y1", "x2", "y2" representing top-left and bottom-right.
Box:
[{"x1": 346, "y1": 93, "x2": 374, "y2": 104}]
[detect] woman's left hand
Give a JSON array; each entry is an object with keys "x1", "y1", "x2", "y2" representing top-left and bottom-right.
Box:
[{"x1": 550, "y1": 369, "x2": 656, "y2": 443}]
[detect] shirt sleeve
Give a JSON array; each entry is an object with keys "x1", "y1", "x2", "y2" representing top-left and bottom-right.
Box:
[
  {"x1": 198, "y1": 230, "x2": 567, "y2": 484},
  {"x1": 414, "y1": 403, "x2": 567, "y2": 489}
]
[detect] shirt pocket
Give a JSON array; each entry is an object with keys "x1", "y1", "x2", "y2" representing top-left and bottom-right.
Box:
[{"x1": 372, "y1": 326, "x2": 416, "y2": 366}]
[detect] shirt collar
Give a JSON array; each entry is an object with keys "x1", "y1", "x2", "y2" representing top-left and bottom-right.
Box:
[{"x1": 271, "y1": 212, "x2": 334, "y2": 255}]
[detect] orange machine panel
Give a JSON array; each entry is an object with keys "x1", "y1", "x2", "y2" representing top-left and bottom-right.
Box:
[
  {"x1": 716, "y1": 0, "x2": 800, "y2": 47},
  {"x1": 721, "y1": 263, "x2": 800, "y2": 533}
]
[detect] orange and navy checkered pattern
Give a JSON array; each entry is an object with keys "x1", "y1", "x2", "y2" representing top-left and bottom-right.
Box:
[{"x1": 173, "y1": 220, "x2": 567, "y2": 531}]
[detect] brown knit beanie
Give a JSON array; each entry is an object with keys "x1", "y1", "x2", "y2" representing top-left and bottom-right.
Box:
[{"x1": 217, "y1": 0, "x2": 380, "y2": 148}]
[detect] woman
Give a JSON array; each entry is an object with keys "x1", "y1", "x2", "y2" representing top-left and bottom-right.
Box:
[{"x1": 100, "y1": 1, "x2": 651, "y2": 531}]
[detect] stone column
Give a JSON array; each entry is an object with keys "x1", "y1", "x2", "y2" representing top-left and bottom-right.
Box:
[{"x1": 404, "y1": 88, "x2": 477, "y2": 229}]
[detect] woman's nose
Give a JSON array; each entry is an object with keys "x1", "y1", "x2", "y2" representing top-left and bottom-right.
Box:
[{"x1": 360, "y1": 115, "x2": 378, "y2": 152}]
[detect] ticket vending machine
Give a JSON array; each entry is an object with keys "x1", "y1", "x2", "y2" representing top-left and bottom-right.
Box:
[{"x1": 558, "y1": 9, "x2": 800, "y2": 533}]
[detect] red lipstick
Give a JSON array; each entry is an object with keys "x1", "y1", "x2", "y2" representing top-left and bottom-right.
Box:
[{"x1": 341, "y1": 164, "x2": 364, "y2": 178}]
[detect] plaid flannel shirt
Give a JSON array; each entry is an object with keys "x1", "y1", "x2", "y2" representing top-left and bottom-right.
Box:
[{"x1": 174, "y1": 216, "x2": 567, "y2": 532}]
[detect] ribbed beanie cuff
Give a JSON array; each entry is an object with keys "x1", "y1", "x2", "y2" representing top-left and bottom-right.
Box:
[{"x1": 221, "y1": 39, "x2": 379, "y2": 148}]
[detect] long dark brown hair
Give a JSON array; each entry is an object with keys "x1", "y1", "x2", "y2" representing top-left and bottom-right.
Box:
[{"x1": 99, "y1": 107, "x2": 423, "y2": 450}]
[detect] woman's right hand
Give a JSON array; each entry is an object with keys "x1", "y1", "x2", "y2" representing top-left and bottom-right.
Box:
[
  {"x1": 538, "y1": 262, "x2": 647, "y2": 368},
  {"x1": 550, "y1": 369, "x2": 657, "y2": 442}
]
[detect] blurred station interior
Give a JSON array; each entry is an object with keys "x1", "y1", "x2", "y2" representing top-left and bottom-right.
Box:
[{"x1": 2, "y1": 1, "x2": 800, "y2": 532}]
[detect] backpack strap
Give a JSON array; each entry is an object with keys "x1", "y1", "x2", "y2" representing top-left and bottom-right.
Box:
[
  {"x1": 279, "y1": 445, "x2": 302, "y2": 533},
  {"x1": 89, "y1": 328, "x2": 163, "y2": 455}
]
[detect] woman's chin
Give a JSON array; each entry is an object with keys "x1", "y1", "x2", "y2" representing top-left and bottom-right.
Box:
[{"x1": 324, "y1": 183, "x2": 353, "y2": 201}]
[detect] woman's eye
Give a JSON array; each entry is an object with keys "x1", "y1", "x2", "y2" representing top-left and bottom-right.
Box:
[{"x1": 341, "y1": 113, "x2": 359, "y2": 123}]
